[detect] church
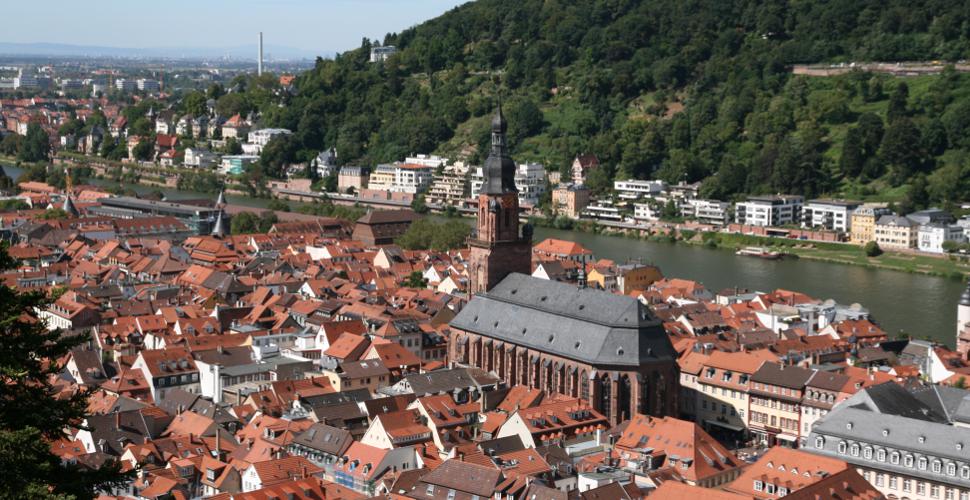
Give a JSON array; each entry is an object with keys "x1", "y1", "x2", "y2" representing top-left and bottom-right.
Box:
[{"x1": 449, "y1": 105, "x2": 679, "y2": 424}]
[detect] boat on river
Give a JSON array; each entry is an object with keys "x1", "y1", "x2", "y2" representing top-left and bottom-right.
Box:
[{"x1": 736, "y1": 246, "x2": 783, "y2": 260}]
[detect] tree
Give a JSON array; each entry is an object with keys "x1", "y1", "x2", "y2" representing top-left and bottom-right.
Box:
[
  {"x1": 410, "y1": 194, "x2": 429, "y2": 214},
  {"x1": 864, "y1": 241, "x2": 883, "y2": 257},
  {"x1": 258, "y1": 135, "x2": 297, "y2": 178},
  {"x1": 880, "y1": 118, "x2": 924, "y2": 185},
  {"x1": 224, "y1": 137, "x2": 243, "y2": 155},
  {"x1": 257, "y1": 212, "x2": 279, "y2": 232},
  {"x1": 886, "y1": 82, "x2": 909, "y2": 123},
  {"x1": 323, "y1": 173, "x2": 338, "y2": 193},
  {"x1": 267, "y1": 199, "x2": 291, "y2": 212},
  {"x1": 180, "y1": 91, "x2": 207, "y2": 118},
  {"x1": 132, "y1": 140, "x2": 153, "y2": 162},
  {"x1": 402, "y1": 271, "x2": 428, "y2": 289},
  {"x1": 398, "y1": 219, "x2": 470, "y2": 251},
  {"x1": 0, "y1": 134, "x2": 21, "y2": 156},
  {"x1": 839, "y1": 127, "x2": 865, "y2": 178},
  {"x1": 0, "y1": 244, "x2": 128, "y2": 497},
  {"x1": 18, "y1": 123, "x2": 50, "y2": 163},
  {"x1": 230, "y1": 211, "x2": 259, "y2": 234}
]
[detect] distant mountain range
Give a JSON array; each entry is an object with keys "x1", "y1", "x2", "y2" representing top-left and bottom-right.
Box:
[{"x1": 0, "y1": 42, "x2": 330, "y2": 60}]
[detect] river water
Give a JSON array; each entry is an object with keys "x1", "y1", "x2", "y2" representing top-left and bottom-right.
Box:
[{"x1": 3, "y1": 163, "x2": 962, "y2": 346}]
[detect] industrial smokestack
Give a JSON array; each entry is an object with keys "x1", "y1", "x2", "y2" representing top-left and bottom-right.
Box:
[{"x1": 258, "y1": 32, "x2": 264, "y2": 76}]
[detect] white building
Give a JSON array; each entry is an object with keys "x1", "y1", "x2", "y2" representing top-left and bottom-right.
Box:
[
  {"x1": 404, "y1": 154, "x2": 448, "y2": 169},
  {"x1": 734, "y1": 195, "x2": 804, "y2": 227},
  {"x1": 220, "y1": 155, "x2": 259, "y2": 175},
  {"x1": 367, "y1": 163, "x2": 434, "y2": 194},
  {"x1": 918, "y1": 223, "x2": 965, "y2": 254},
  {"x1": 13, "y1": 74, "x2": 39, "y2": 89},
  {"x1": 802, "y1": 199, "x2": 861, "y2": 233},
  {"x1": 614, "y1": 179, "x2": 666, "y2": 200},
  {"x1": 581, "y1": 200, "x2": 623, "y2": 222},
  {"x1": 634, "y1": 203, "x2": 659, "y2": 221},
  {"x1": 427, "y1": 162, "x2": 470, "y2": 206},
  {"x1": 114, "y1": 79, "x2": 137, "y2": 92},
  {"x1": 245, "y1": 128, "x2": 292, "y2": 155},
  {"x1": 136, "y1": 79, "x2": 160, "y2": 92},
  {"x1": 183, "y1": 148, "x2": 220, "y2": 168},
  {"x1": 471, "y1": 162, "x2": 547, "y2": 207},
  {"x1": 683, "y1": 199, "x2": 731, "y2": 225},
  {"x1": 315, "y1": 147, "x2": 339, "y2": 178},
  {"x1": 370, "y1": 46, "x2": 398, "y2": 62}
]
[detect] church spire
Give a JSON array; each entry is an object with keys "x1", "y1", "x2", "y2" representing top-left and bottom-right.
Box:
[
  {"x1": 481, "y1": 102, "x2": 517, "y2": 195},
  {"x1": 211, "y1": 210, "x2": 227, "y2": 239}
]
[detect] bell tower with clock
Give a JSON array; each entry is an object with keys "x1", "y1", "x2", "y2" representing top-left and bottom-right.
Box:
[{"x1": 468, "y1": 104, "x2": 533, "y2": 294}]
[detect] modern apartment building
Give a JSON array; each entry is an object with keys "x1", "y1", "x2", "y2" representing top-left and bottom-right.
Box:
[
  {"x1": 367, "y1": 163, "x2": 434, "y2": 194},
  {"x1": 734, "y1": 195, "x2": 804, "y2": 227},
  {"x1": 426, "y1": 162, "x2": 469, "y2": 207},
  {"x1": 471, "y1": 162, "x2": 547, "y2": 206},
  {"x1": 614, "y1": 179, "x2": 665, "y2": 200},
  {"x1": 802, "y1": 199, "x2": 861, "y2": 233}
]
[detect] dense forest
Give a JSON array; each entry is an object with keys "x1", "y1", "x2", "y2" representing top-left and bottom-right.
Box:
[{"x1": 215, "y1": 0, "x2": 970, "y2": 209}]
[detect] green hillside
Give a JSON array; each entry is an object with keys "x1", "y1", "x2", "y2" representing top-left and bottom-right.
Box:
[{"x1": 219, "y1": 0, "x2": 970, "y2": 209}]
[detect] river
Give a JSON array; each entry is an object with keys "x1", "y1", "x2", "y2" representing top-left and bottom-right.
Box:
[{"x1": 3, "y1": 163, "x2": 962, "y2": 346}]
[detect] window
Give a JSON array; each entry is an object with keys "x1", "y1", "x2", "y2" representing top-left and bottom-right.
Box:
[
  {"x1": 962, "y1": 466, "x2": 970, "y2": 479},
  {"x1": 905, "y1": 455, "x2": 914, "y2": 467},
  {"x1": 877, "y1": 449, "x2": 886, "y2": 461},
  {"x1": 815, "y1": 437, "x2": 825, "y2": 449},
  {"x1": 932, "y1": 485, "x2": 940, "y2": 498},
  {"x1": 778, "y1": 487, "x2": 788, "y2": 496},
  {"x1": 948, "y1": 463, "x2": 956, "y2": 476},
  {"x1": 875, "y1": 474, "x2": 884, "y2": 487},
  {"x1": 891, "y1": 452, "x2": 900, "y2": 465},
  {"x1": 918, "y1": 483, "x2": 926, "y2": 495},
  {"x1": 838, "y1": 442, "x2": 847, "y2": 454},
  {"x1": 919, "y1": 457, "x2": 927, "y2": 470},
  {"x1": 934, "y1": 460, "x2": 943, "y2": 474},
  {"x1": 754, "y1": 481, "x2": 763, "y2": 492},
  {"x1": 889, "y1": 477, "x2": 897, "y2": 489},
  {"x1": 864, "y1": 447, "x2": 873, "y2": 459},
  {"x1": 851, "y1": 444, "x2": 860, "y2": 456},
  {"x1": 903, "y1": 479, "x2": 911, "y2": 492},
  {"x1": 766, "y1": 483, "x2": 775, "y2": 494}
]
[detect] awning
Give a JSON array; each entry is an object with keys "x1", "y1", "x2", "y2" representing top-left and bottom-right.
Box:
[{"x1": 705, "y1": 420, "x2": 745, "y2": 432}]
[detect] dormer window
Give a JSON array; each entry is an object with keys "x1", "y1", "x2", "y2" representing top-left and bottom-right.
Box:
[{"x1": 815, "y1": 437, "x2": 824, "y2": 449}]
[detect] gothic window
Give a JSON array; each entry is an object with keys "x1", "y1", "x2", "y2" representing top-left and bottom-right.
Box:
[{"x1": 580, "y1": 371, "x2": 589, "y2": 402}]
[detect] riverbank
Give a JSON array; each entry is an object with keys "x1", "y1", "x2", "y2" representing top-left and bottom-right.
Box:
[
  {"x1": 567, "y1": 221, "x2": 970, "y2": 280},
  {"x1": 5, "y1": 155, "x2": 968, "y2": 280}
]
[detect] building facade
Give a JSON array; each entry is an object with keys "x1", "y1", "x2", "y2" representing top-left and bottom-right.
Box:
[
  {"x1": 449, "y1": 274, "x2": 679, "y2": 424},
  {"x1": 918, "y1": 223, "x2": 965, "y2": 254},
  {"x1": 734, "y1": 195, "x2": 804, "y2": 227},
  {"x1": 851, "y1": 204, "x2": 893, "y2": 244},
  {"x1": 802, "y1": 199, "x2": 861, "y2": 233},
  {"x1": 808, "y1": 383, "x2": 970, "y2": 500},
  {"x1": 875, "y1": 215, "x2": 918, "y2": 250},
  {"x1": 552, "y1": 184, "x2": 590, "y2": 219}
]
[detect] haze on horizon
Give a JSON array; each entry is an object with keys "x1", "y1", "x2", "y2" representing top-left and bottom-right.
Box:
[{"x1": 1, "y1": 0, "x2": 468, "y2": 57}]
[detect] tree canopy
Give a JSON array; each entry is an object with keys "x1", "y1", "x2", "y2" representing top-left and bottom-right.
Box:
[{"x1": 0, "y1": 244, "x2": 127, "y2": 498}]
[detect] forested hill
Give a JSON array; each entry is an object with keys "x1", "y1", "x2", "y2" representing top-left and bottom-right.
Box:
[{"x1": 240, "y1": 0, "x2": 970, "y2": 208}]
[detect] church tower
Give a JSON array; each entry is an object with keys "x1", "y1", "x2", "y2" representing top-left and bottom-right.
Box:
[{"x1": 467, "y1": 104, "x2": 533, "y2": 294}]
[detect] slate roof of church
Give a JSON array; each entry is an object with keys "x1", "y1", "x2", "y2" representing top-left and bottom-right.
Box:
[{"x1": 450, "y1": 273, "x2": 676, "y2": 367}]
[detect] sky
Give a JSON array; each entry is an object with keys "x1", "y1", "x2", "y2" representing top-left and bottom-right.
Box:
[{"x1": 2, "y1": 0, "x2": 468, "y2": 56}]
